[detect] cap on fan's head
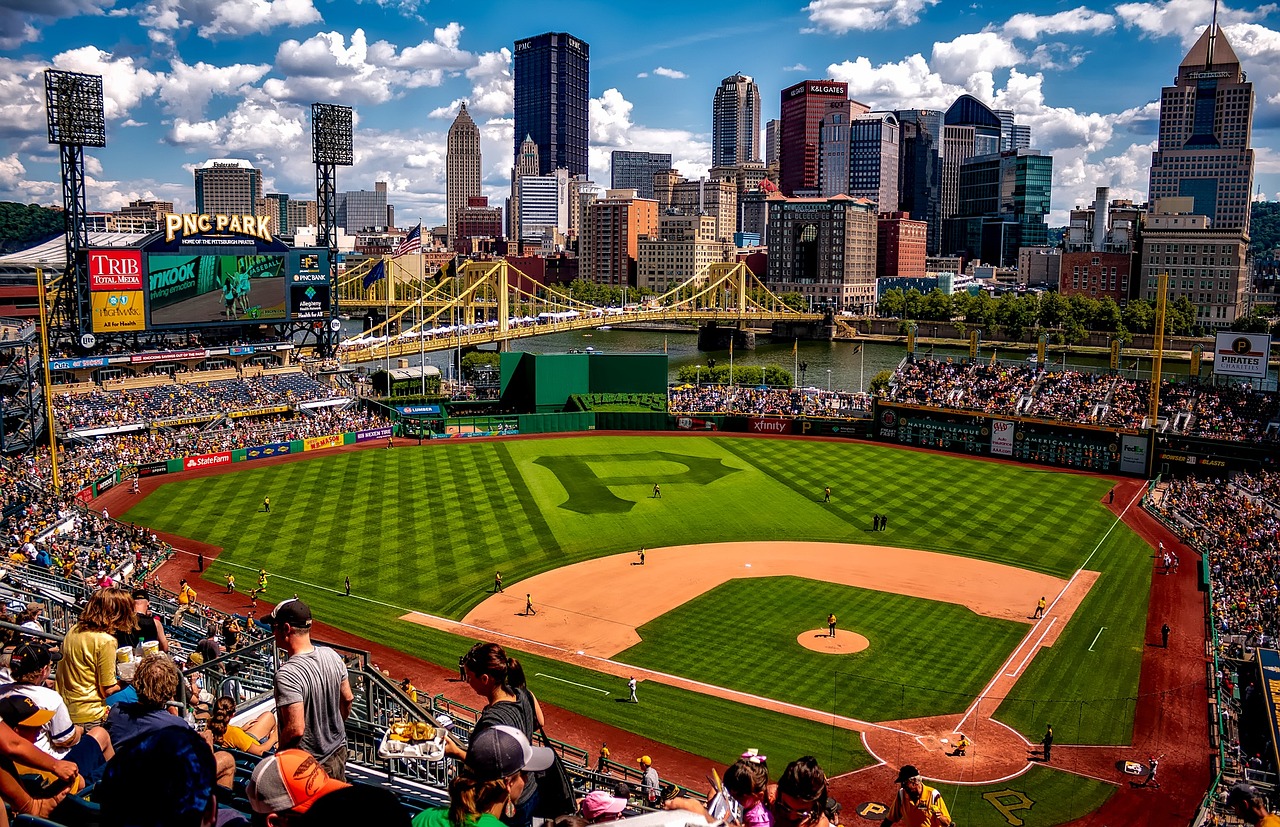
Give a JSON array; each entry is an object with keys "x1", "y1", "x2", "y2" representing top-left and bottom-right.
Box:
[
  {"x1": 266, "y1": 598, "x2": 313, "y2": 629},
  {"x1": 895, "y1": 765, "x2": 920, "y2": 784},
  {"x1": 463, "y1": 725, "x2": 555, "y2": 781}
]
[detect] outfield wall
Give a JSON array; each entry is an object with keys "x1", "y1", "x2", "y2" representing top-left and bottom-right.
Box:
[{"x1": 871, "y1": 401, "x2": 1152, "y2": 476}]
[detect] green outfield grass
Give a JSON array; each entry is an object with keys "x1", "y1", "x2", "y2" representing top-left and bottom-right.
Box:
[
  {"x1": 620, "y1": 576, "x2": 1026, "y2": 721},
  {"x1": 933, "y1": 765, "x2": 1116, "y2": 827},
  {"x1": 122, "y1": 435, "x2": 1151, "y2": 778}
]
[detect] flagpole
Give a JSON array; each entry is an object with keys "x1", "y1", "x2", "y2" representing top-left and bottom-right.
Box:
[
  {"x1": 793, "y1": 338, "x2": 798, "y2": 389},
  {"x1": 419, "y1": 264, "x2": 425, "y2": 397},
  {"x1": 384, "y1": 255, "x2": 390, "y2": 379},
  {"x1": 859, "y1": 344, "x2": 865, "y2": 394},
  {"x1": 729, "y1": 337, "x2": 734, "y2": 387}
]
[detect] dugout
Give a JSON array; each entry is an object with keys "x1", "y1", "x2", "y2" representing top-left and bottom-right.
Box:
[{"x1": 499, "y1": 352, "x2": 668, "y2": 413}]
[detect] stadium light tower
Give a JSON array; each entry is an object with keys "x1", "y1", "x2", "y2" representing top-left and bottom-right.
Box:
[
  {"x1": 312, "y1": 103, "x2": 353, "y2": 355},
  {"x1": 45, "y1": 69, "x2": 105, "y2": 343}
]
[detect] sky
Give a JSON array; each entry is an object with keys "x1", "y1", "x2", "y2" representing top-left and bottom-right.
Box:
[{"x1": 1, "y1": 0, "x2": 1278, "y2": 230}]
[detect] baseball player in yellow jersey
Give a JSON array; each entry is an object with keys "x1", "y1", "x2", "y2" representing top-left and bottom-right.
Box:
[
  {"x1": 881, "y1": 765, "x2": 951, "y2": 827},
  {"x1": 1033, "y1": 596, "x2": 1046, "y2": 618}
]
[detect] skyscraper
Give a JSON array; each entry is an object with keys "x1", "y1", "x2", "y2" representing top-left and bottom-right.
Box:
[
  {"x1": 946, "y1": 149, "x2": 1053, "y2": 266},
  {"x1": 1147, "y1": 24, "x2": 1254, "y2": 234},
  {"x1": 610, "y1": 151, "x2": 672, "y2": 199},
  {"x1": 779, "y1": 80, "x2": 865, "y2": 196},
  {"x1": 765, "y1": 119, "x2": 781, "y2": 165},
  {"x1": 446, "y1": 103, "x2": 482, "y2": 248},
  {"x1": 713, "y1": 73, "x2": 761, "y2": 167},
  {"x1": 194, "y1": 159, "x2": 262, "y2": 217},
  {"x1": 513, "y1": 32, "x2": 590, "y2": 177},
  {"x1": 849, "y1": 113, "x2": 900, "y2": 210},
  {"x1": 994, "y1": 109, "x2": 1032, "y2": 151},
  {"x1": 336, "y1": 181, "x2": 388, "y2": 233},
  {"x1": 509, "y1": 135, "x2": 540, "y2": 239},
  {"x1": 895, "y1": 109, "x2": 944, "y2": 255},
  {"x1": 940, "y1": 95, "x2": 1002, "y2": 232}
]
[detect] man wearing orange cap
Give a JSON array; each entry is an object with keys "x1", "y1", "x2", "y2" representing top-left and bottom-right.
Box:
[{"x1": 247, "y1": 749, "x2": 350, "y2": 823}]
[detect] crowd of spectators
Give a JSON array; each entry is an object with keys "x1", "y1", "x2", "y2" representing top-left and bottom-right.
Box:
[
  {"x1": 1156, "y1": 477, "x2": 1280, "y2": 651},
  {"x1": 668, "y1": 385, "x2": 871, "y2": 418},
  {"x1": 885, "y1": 358, "x2": 1278, "y2": 441},
  {"x1": 53, "y1": 370, "x2": 343, "y2": 432}
]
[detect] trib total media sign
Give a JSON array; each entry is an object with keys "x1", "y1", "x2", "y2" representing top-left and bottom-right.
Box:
[{"x1": 1214, "y1": 332, "x2": 1272, "y2": 380}]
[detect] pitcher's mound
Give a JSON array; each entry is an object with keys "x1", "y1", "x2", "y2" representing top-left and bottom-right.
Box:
[{"x1": 798, "y1": 630, "x2": 869, "y2": 653}]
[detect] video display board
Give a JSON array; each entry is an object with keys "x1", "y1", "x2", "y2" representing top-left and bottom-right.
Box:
[{"x1": 147, "y1": 254, "x2": 286, "y2": 326}]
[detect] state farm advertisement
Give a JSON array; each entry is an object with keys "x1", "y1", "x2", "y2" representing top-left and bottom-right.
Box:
[
  {"x1": 88, "y1": 250, "x2": 143, "y2": 291},
  {"x1": 748, "y1": 418, "x2": 793, "y2": 435},
  {"x1": 183, "y1": 452, "x2": 232, "y2": 471}
]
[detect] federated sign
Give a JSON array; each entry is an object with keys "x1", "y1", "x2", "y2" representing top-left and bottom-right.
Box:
[{"x1": 1214, "y1": 332, "x2": 1272, "y2": 379}]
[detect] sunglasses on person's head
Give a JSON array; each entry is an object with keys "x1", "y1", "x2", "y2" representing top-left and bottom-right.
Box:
[{"x1": 775, "y1": 791, "x2": 825, "y2": 821}]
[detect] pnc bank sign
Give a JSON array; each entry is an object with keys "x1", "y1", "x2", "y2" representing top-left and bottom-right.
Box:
[{"x1": 163, "y1": 213, "x2": 273, "y2": 244}]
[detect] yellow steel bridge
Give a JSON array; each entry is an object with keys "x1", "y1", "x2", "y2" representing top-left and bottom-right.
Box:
[{"x1": 336, "y1": 257, "x2": 818, "y2": 365}]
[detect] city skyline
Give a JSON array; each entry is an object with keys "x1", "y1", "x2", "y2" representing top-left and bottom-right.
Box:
[{"x1": 0, "y1": 0, "x2": 1277, "y2": 229}]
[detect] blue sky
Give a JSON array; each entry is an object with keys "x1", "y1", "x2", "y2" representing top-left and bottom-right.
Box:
[{"x1": 0, "y1": 0, "x2": 1277, "y2": 228}]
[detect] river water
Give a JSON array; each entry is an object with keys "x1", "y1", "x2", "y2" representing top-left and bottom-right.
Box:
[{"x1": 341, "y1": 320, "x2": 1228, "y2": 393}]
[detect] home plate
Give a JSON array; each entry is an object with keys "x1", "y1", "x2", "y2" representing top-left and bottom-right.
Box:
[{"x1": 940, "y1": 738, "x2": 949, "y2": 744}]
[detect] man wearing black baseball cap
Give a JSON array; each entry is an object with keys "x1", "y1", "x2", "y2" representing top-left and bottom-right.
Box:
[
  {"x1": 1226, "y1": 783, "x2": 1280, "y2": 826},
  {"x1": 881, "y1": 765, "x2": 951, "y2": 827},
  {"x1": 269, "y1": 598, "x2": 353, "y2": 781},
  {"x1": 411, "y1": 726, "x2": 554, "y2": 827},
  {"x1": 1, "y1": 642, "x2": 110, "y2": 786}
]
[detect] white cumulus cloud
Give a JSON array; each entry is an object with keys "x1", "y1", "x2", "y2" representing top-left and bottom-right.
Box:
[
  {"x1": 803, "y1": 0, "x2": 939, "y2": 33},
  {"x1": 1002, "y1": 8, "x2": 1116, "y2": 40},
  {"x1": 160, "y1": 60, "x2": 270, "y2": 120},
  {"x1": 930, "y1": 32, "x2": 1024, "y2": 83},
  {"x1": 141, "y1": 0, "x2": 321, "y2": 44},
  {"x1": 652, "y1": 66, "x2": 688, "y2": 79}
]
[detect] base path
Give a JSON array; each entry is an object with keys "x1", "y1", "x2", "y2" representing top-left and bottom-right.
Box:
[{"x1": 449, "y1": 541, "x2": 1072, "y2": 658}]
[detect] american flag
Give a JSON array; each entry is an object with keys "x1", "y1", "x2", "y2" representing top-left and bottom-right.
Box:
[{"x1": 393, "y1": 223, "x2": 422, "y2": 258}]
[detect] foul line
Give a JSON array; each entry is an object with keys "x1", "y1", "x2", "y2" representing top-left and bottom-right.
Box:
[
  {"x1": 535, "y1": 673, "x2": 610, "y2": 695},
  {"x1": 1088, "y1": 627, "x2": 1107, "y2": 652},
  {"x1": 955, "y1": 482, "x2": 1147, "y2": 734},
  {"x1": 1005, "y1": 618, "x2": 1056, "y2": 678}
]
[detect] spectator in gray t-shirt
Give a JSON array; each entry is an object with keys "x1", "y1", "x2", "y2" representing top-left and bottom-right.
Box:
[{"x1": 268, "y1": 598, "x2": 353, "y2": 781}]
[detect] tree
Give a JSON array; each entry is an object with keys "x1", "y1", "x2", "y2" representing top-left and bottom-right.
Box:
[
  {"x1": 1166, "y1": 296, "x2": 1200, "y2": 336},
  {"x1": 902, "y1": 288, "x2": 924, "y2": 320},
  {"x1": 965, "y1": 291, "x2": 996, "y2": 330},
  {"x1": 1233, "y1": 313, "x2": 1271, "y2": 333},
  {"x1": 869, "y1": 369, "x2": 894, "y2": 396},
  {"x1": 1036, "y1": 291, "x2": 1067, "y2": 329},
  {"x1": 995, "y1": 294, "x2": 1036, "y2": 341},
  {"x1": 0, "y1": 203, "x2": 65, "y2": 253},
  {"x1": 919, "y1": 290, "x2": 953, "y2": 321},
  {"x1": 1094, "y1": 298, "x2": 1123, "y2": 333},
  {"x1": 1063, "y1": 316, "x2": 1088, "y2": 345},
  {"x1": 762, "y1": 365, "x2": 793, "y2": 387},
  {"x1": 877, "y1": 288, "x2": 905, "y2": 318},
  {"x1": 461, "y1": 351, "x2": 500, "y2": 379},
  {"x1": 1122, "y1": 299, "x2": 1155, "y2": 334}
]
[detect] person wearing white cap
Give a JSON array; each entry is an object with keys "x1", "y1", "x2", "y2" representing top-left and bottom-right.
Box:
[{"x1": 412, "y1": 725, "x2": 554, "y2": 827}]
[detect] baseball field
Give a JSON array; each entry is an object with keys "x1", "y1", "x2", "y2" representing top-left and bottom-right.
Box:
[{"x1": 120, "y1": 434, "x2": 1163, "y2": 826}]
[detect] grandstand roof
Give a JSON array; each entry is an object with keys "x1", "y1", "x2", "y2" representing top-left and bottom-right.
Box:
[{"x1": 0, "y1": 232, "x2": 151, "y2": 270}]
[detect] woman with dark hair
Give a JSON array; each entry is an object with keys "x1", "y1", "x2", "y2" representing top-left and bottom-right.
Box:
[
  {"x1": 207, "y1": 696, "x2": 277, "y2": 756},
  {"x1": 444, "y1": 642, "x2": 545, "y2": 827},
  {"x1": 56, "y1": 588, "x2": 138, "y2": 726},
  {"x1": 770, "y1": 757, "x2": 830, "y2": 827}
]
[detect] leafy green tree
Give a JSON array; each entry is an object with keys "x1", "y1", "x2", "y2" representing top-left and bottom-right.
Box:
[
  {"x1": 762, "y1": 365, "x2": 793, "y2": 386},
  {"x1": 1036, "y1": 291, "x2": 1066, "y2": 329},
  {"x1": 869, "y1": 369, "x2": 894, "y2": 396},
  {"x1": 1122, "y1": 299, "x2": 1155, "y2": 334},
  {"x1": 0, "y1": 203, "x2": 65, "y2": 253},
  {"x1": 1094, "y1": 298, "x2": 1123, "y2": 332},
  {"x1": 1063, "y1": 316, "x2": 1088, "y2": 345},
  {"x1": 965, "y1": 291, "x2": 996, "y2": 330},
  {"x1": 995, "y1": 294, "x2": 1036, "y2": 341},
  {"x1": 461, "y1": 351, "x2": 500, "y2": 379},
  {"x1": 877, "y1": 288, "x2": 905, "y2": 318},
  {"x1": 919, "y1": 290, "x2": 953, "y2": 322},
  {"x1": 902, "y1": 288, "x2": 924, "y2": 320},
  {"x1": 1166, "y1": 296, "x2": 1200, "y2": 336}
]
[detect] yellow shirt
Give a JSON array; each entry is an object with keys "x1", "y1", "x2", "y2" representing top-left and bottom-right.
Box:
[
  {"x1": 55, "y1": 627, "x2": 119, "y2": 725},
  {"x1": 217, "y1": 725, "x2": 259, "y2": 752},
  {"x1": 887, "y1": 785, "x2": 950, "y2": 827},
  {"x1": 178, "y1": 585, "x2": 196, "y2": 605}
]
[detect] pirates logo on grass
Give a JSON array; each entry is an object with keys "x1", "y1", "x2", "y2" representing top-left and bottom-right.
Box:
[{"x1": 534, "y1": 451, "x2": 741, "y2": 514}]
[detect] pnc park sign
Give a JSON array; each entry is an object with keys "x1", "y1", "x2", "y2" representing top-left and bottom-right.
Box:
[{"x1": 164, "y1": 213, "x2": 274, "y2": 244}]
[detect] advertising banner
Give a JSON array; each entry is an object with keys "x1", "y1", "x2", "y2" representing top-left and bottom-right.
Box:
[
  {"x1": 747, "y1": 418, "x2": 793, "y2": 435},
  {"x1": 1256, "y1": 648, "x2": 1280, "y2": 779},
  {"x1": 137, "y1": 461, "x2": 169, "y2": 477},
  {"x1": 131, "y1": 349, "x2": 207, "y2": 364},
  {"x1": 49, "y1": 357, "x2": 110, "y2": 371},
  {"x1": 794, "y1": 419, "x2": 863, "y2": 438},
  {"x1": 183, "y1": 452, "x2": 232, "y2": 471},
  {"x1": 991, "y1": 419, "x2": 1015, "y2": 456},
  {"x1": 356, "y1": 426, "x2": 394, "y2": 443},
  {"x1": 303, "y1": 434, "x2": 343, "y2": 452},
  {"x1": 91, "y1": 290, "x2": 145, "y2": 333},
  {"x1": 146, "y1": 254, "x2": 286, "y2": 326},
  {"x1": 75, "y1": 487, "x2": 92, "y2": 503},
  {"x1": 153, "y1": 414, "x2": 219, "y2": 428},
  {"x1": 245, "y1": 442, "x2": 291, "y2": 461},
  {"x1": 229, "y1": 406, "x2": 290, "y2": 419},
  {"x1": 1121, "y1": 434, "x2": 1149, "y2": 475},
  {"x1": 288, "y1": 282, "x2": 330, "y2": 320},
  {"x1": 674, "y1": 417, "x2": 715, "y2": 431},
  {"x1": 396, "y1": 405, "x2": 442, "y2": 416},
  {"x1": 1214, "y1": 332, "x2": 1272, "y2": 379},
  {"x1": 95, "y1": 472, "x2": 118, "y2": 494},
  {"x1": 88, "y1": 249, "x2": 144, "y2": 291}
]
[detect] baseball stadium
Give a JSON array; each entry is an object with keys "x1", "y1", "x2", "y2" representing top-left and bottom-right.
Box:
[{"x1": 0, "y1": 64, "x2": 1274, "y2": 827}]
